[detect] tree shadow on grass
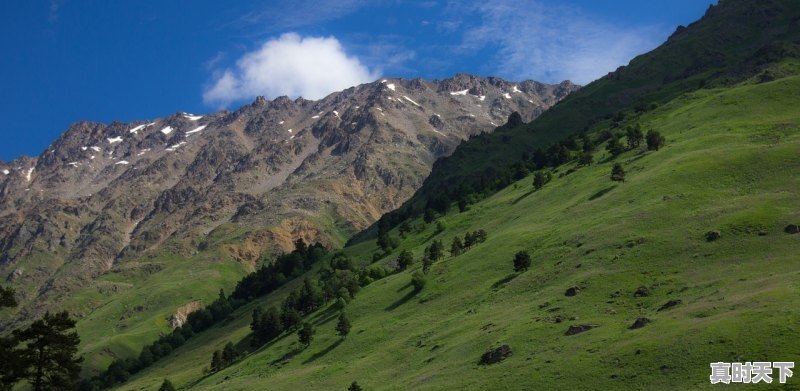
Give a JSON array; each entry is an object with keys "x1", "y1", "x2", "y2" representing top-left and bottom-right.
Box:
[
  {"x1": 491, "y1": 273, "x2": 519, "y2": 289},
  {"x1": 588, "y1": 185, "x2": 616, "y2": 201},
  {"x1": 385, "y1": 288, "x2": 420, "y2": 311},
  {"x1": 512, "y1": 189, "x2": 536, "y2": 204},
  {"x1": 313, "y1": 311, "x2": 340, "y2": 327},
  {"x1": 270, "y1": 346, "x2": 304, "y2": 366},
  {"x1": 302, "y1": 338, "x2": 344, "y2": 364}
]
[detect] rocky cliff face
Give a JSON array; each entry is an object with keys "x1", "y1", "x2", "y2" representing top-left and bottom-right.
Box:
[{"x1": 0, "y1": 75, "x2": 578, "y2": 327}]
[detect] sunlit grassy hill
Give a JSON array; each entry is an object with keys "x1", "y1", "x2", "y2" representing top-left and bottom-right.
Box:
[{"x1": 119, "y1": 72, "x2": 800, "y2": 390}]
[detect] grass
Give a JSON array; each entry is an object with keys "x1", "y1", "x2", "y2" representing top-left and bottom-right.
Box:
[{"x1": 114, "y1": 74, "x2": 800, "y2": 390}]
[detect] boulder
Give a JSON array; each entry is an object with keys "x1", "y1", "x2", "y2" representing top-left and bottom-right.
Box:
[
  {"x1": 629, "y1": 317, "x2": 651, "y2": 329},
  {"x1": 565, "y1": 286, "x2": 581, "y2": 297},
  {"x1": 480, "y1": 344, "x2": 513, "y2": 365},
  {"x1": 657, "y1": 299, "x2": 682, "y2": 312},
  {"x1": 634, "y1": 286, "x2": 650, "y2": 297},
  {"x1": 565, "y1": 324, "x2": 598, "y2": 336},
  {"x1": 705, "y1": 231, "x2": 721, "y2": 242}
]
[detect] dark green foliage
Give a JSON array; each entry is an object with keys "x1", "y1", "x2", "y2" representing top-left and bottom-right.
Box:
[
  {"x1": 397, "y1": 221, "x2": 412, "y2": 238},
  {"x1": 463, "y1": 230, "x2": 488, "y2": 248},
  {"x1": 0, "y1": 286, "x2": 16, "y2": 308},
  {"x1": 0, "y1": 288, "x2": 21, "y2": 390},
  {"x1": 578, "y1": 151, "x2": 594, "y2": 166},
  {"x1": 158, "y1": 379, "x2": 176, "y2": 391},
  {"x1": 13, "y1": 311, "x2": 83, "y2": 391},
  {"x1": 426, "y1": 240, "x2": 445, "y2": 262},
  {"x1": 606, "y1": 136, "x2": 626, "y2": 158},
  {"x1": 336, "y1": 313, "x2": 351, "y2": 338},
  {"x1": 513, "y1": 251, "x2": 532, "y2": 272},
  {"x1": 252, "y1": 306, "x2": 283, "y2": 348},
  {"x1": 533, "y1": 171, "x2": 552, "y2": 190},
  {"x1": 646, "y1": 130, "x2": 666, "y2": 150},
  {"x1": 349, "y1": 381, "x2": 363, "y2": 391},
  {"x1": 397, "y1": 250, "x2": 414, "y2": 270},
  {"x1": 210, "y1": 350, "x2": 223, "y2": 372},
  {"x1": 422, "y1": 256, "x2": 433, "y2": 275},
  {"x1": 450, "y1": 236, "x2": 464, "y2": 257},
  {"x1": 435, "y1": 221, "x2": 446, "y2": 234},
  {"x1": 411, "y1": 271, "x2": 427, "y2": 291},
  {"x1": 626, "y1": 124, "x2": 644, "y2": 149},
  {"x1": 281, "y1": 306, "x2": 301, "y2": 331},
  {"x1": 298, "y1": 322, "x2": 315, "y2": 346},
  {"x1": 611, "y1": 163, "x2": 626, "y2": 183},
  {"x1": 423, "y1": 209, "x2": 438, "y2": 223},
  {"x1": 222, "y1": 342, "x2": 238, "y2": 365}
]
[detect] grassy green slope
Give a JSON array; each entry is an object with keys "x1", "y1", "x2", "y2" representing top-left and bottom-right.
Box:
[
  {"x1": 119, "y1": 74, "x2": 800, "y2": 390},
  {"x1": 393, "y1": 0, "x2": 800, "y2": 216}
]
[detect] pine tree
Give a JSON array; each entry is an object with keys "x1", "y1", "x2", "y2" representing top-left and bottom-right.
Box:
[
  {"x1": 578, "y1": 151, "x2": 594, "y2": 166},
  {"x1": 611, "y1": 163, "x2": 626, "y2": 183},
  {"x1": 0, "y1": 287, "x2": 21, "y2": 389},
  {"x1": 513, "y1": 251, "x2": 532, "y2": 272},
  {"x1": 411, "y1": 271, "x2": 427, "y2": 291},
  {"x1": 348, "y1": 381, "x2": 363, "y2": 391},
  {"x1": 450, "y1": 236, "x2": 464, "y2": 257},
  {"x1": 14, "y1": 311, "x2": 83, "y2": 391},
  {"x1": 427, "y1": 240, "x2": 444, "y2": 261},
  {"x1": 397, "y1": 250, "x2": 414, "y2": 270},
  {"x1": 298, "y1": 323, "x2": 315, "y2": 346},
  {"x1": 463, "y1": 231, "x2": 476, "y2": 248},
  {"x1": 626, "y1": 124, "x2": 644, "y2": 149},
  {"x1": 646, "y1": 130, "x2": 665, "y2": 151},
  {"x1": 222, "y1": 342, "x2": 238, "y2": 365},
  {"x1": 0, "y1": 286, "x2": 16, "y2": 308},
  {"x1": 261, "y1": 306, "x2": 284, "y2": 342},
  {"x1": 281, "y1": 306, "x2": 301, "y2": 331},
  {"x1": 533, "y1": 171, "x2": 546, "y2": 190},
  {"x1": 210, "y1": 350, "x2": 223, "y2": 372},
  {"x1": 158, "y1": 379, "x2": 177, "y2": 391},
  {"x1": 336, "y1": 313, "x2": 351, "y2": 338}
]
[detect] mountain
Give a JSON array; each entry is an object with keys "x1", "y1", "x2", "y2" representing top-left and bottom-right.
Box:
[
  {"x1": 378, "y1": 0, "x2": 800, "y2": 226},
  {"x1": 104, "y1": 0, "x2": 800, "y2": 390},
  {"x1": 0, "y1": 75, "x2": 577, "y2": 364}
]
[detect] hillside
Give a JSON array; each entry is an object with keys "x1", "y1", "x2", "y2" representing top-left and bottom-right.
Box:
[
  {"x1": 0, "y1": 75, "x2": 576, "y2": 369},
  {"x1": 118, "y1": 71, "x2": 800, "y2": 390},
  {"x1": 378, "y1": 0, "x2": 800, "y2": 228},
  {"x1": 109, "y1": 0, "x2": 800, "y2": 388}
]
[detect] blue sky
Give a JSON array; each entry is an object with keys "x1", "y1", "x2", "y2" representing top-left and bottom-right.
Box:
[{"x1": 0, "y1": 0, "x2": 714, "y2": 161}]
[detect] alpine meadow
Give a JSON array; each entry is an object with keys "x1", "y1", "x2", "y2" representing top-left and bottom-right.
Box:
[{"x1": 1, "y1": 0, "x2": 800, "y2": 390}]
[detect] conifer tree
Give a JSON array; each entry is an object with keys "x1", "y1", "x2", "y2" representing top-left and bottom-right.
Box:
[
  {"x1": 336, "y1": 313, "x2": 351, "y2": 338},
  {"x1": 14, "y1": 311, "x2": 83, "y2": 391}
]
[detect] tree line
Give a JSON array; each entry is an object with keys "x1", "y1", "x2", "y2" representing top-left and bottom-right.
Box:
[{"x1": 81, "y1": 240, "x2": 328, "y2": 390}]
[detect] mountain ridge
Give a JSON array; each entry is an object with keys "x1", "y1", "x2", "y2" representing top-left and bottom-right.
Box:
[{"x1": 0, "y1": 74, "x2": 578, "y2": 366}]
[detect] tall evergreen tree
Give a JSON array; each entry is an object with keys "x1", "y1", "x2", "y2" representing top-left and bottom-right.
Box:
[
  {"x1": 14, "y1": 311, "x2": 83, "y2": 391},
  {"x1": 626, "y1": 124, "x2": 644, "y2": 149},
  {"x1": 210, "y1": 350, "x2": 223, "y2": 372},
  {"x1": 0, "y1": 287, "x2": 21, "y2": 390},
  {"x1": 611, "y1": 163, "x2": 626, "y2": 183},
  {"x1": 0, "y1": 286, "x2": 16, "y2": 308},
  {"x1": 349, "y1": 381, "x2": 363, "y2": 391},
  {"x1": 646, "y1": 130, "x2": 665, "y2": 151},
  {"x1": 222, "y1": 342, "x2": 238, "y2": 365},
  {"x1": 450, "y1": 236, "x2": 464, "y2": 257},
  {"x1": 298, "y1": 323, "x2": 315, "y2": 346},
  {"x1": 396, "y1": 250, "x2": 414, "y2": 270},
  {"x1": 513, "y1": 251, "x2": 532, "y2": 272},
  {"x1": 336, "y1": 313, "x2": 351, "y2": 338}
]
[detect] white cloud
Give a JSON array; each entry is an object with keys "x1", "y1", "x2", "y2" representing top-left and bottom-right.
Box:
[
  {"x1": 459, "y1": 1, "x2": 664, "y2": 85},
  {"x1": 203, "y1": 33, "x2": 379, "y2": 106}
]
